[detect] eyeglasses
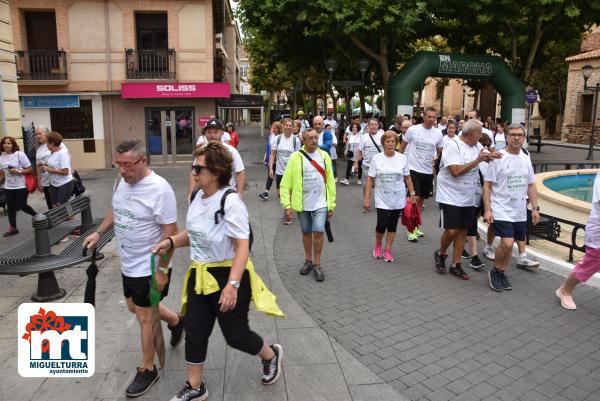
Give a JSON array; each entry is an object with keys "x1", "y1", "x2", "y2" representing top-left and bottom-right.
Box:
[
  {"x1": 113, "y1": 156, "x2": 143, "y2": 169},
  {"x1": 191, "y1": 164, "x2": 208, "y2": 175}
]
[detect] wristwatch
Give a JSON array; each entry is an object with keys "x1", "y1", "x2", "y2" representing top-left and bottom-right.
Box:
[
  {"x1": 157, "y1": 266, "x2": 171, "y2": 274},
  {"x1": 229, "y1": 280, "x2": 240, "y2": 289},
  {"x1": 532, "y1": 206, "x2": 540, "y2": 211}
]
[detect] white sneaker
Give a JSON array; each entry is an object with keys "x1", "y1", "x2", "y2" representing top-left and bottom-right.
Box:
[
  {"x1": 334, "y1": 178, "x2": 338, "y2": 183},
  {"x1": 483, "y1": 246, "x2": 496, "y2": 261},
  {"x1": 517, "y1": 257, "x2": 540, "y2": 269},
  {"x1": 339, "y1": 179, "x2": 350, "y2": 186}
]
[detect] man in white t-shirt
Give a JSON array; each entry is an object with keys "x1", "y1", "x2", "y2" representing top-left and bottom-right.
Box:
[
  {"x1": 555, "y1": 170, "x2": 600, "y2": 310},
  {"x1": 324, "y1": 112, "x2": 338, "y2": 133},
  {"x1": 35, "y1": 125, "x2": 69, "y2": 210},
  {"x1": 268, "y1": 118, "x2": 301, "y2": 212},
  {"x1": 466, "y1": 109, "x2": 494, "y2": 148},
  {"x1": 188, "y1": 118, "x2": 245, "y2": 201},
  {"x1": 438, "y1": 115, "x2": 448, "y2": 131},
  {"x1": 280, "y1": 128, "x2": 336, "y2": 282},
  {"x1": 298, "y1": 110, "x2": 310, "y2": 133},
  {"x1": 83, "y1": 139, "x2": 183, "y2": 397},
  {"x1": 434, "y1": 120, "x2": 496, "y2": 281},
  {"x1": 353, "y1": 118, "x2": 384, "y2": 197},
  {"x1": 399, "y1": 106, "x2": 444, "y2": 241},
  {"x1": 483, "y1": 123, "x2": 540, "y2": 292}
]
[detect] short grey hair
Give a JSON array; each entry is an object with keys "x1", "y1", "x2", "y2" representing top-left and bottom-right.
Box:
[
  {"x1": 507, "y1": 123, "x2": 525, "y2": 133},
  {"x1": 115, "y1": 139, "x2": 146, "y2": 158},
  {"x1": 462, "y1": 119, "x2": 483, "y2": 135},
  {"x1": 36, "y1": 125, "x2": 50, "y2": 134}
]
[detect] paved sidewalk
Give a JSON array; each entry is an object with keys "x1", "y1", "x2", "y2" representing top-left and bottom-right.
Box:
[
  {"x1": 0, "y1": 167, "x2": 404, "y2": 401},
  {"x1": 274, "y1": 180, "x2": 600, "y2": 401}
]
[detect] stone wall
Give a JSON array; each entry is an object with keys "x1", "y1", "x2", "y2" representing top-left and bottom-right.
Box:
[{"x1": 565, "y1": 124, "x2": 600, "y2": 145}]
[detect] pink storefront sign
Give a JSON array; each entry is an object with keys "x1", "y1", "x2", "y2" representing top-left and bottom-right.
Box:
[{"x1": 121, "y1": 82, "x2": 230, "y2": 99}]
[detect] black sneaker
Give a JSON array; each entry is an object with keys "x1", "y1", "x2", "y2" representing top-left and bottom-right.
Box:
[
  {"x1": 262, "y1": 344, "x2": 283, "y2": 385},
  {"x1": 313, "y1": 265, "x2": 324, "y2": 281},
  {"x1": 126, "y1": 365, "x2": 159, "y2": 397},
  {"x1": 449, "y1": 263, "x2": 470, "y2": 280},
  {"x1": 469, "y1": 255, "x2": 485, "y2": 270},
  {"x1": 259, "y1": 191, "x2": 269, "y2": 201},
  {"x1": 434, "y1": 250, "x2": 447, "y2": 274},
  {"x1": 169, "y1": 381, "x2": 208, "y2": 401},
  {"x1": 461, "y1": 249, "x2": 471, "y2": 259},
  {"x1": 168, "y1": 313, "x2": 184, "y2": 347},
  {"x1": 500, "y1": 271, "x2": 512, "y2": 290},
  {"x1": 299, "y1": 260, "x2": 313, "y2": 275},
  {"x1": 488, "y1": 269, "x2": 504, "y2": 292}
]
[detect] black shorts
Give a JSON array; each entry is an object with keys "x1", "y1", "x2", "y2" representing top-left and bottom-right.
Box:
[
  {"x1": 276, "y1": 174, "x2": 283, "y2": 189},
  {"x1": 410, "y1": 170, "x2": 434, "y2": 198},
  {"x1": 439, "y1": 203, "x2": 478, "y2": 230},
  {"x1": 122, "y1": 270, "x2": 172, "y2": 307},
  {"x1": 493, "y1": 220, "x2": 526, "y2": 241}
]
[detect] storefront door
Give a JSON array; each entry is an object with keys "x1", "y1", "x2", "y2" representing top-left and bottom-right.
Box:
[{"x1": 145, "y1": 108, "x2": 194, "y2": 164}]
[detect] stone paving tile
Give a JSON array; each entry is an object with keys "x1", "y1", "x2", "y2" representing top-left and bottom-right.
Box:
[{"x1": 273, "y1": 181, "x2": 600, "y2": 401}]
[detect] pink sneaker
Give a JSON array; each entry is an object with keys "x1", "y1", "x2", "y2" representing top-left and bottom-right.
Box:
[
  {"x1": 383, "y1": 249, "x2": 394, "y2": 262},
  {"x1": 556, "y1": 287, "x2": 576, "y2": 310},
  {"x1": 372, "y1": 243, "x2": 382, "y2": 259}
]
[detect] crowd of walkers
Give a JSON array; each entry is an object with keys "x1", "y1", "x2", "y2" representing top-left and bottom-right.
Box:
[{"x1": 60, "y1": 107, "x2": 599, "y2": 401}]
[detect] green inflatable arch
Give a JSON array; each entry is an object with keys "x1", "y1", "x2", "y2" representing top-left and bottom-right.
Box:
[{"x1": 387, "y1": 51, "x2": 525, "y2": 124}]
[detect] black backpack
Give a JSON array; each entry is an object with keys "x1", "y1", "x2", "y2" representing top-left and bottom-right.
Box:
[{"x1": 190, "y1": 188, "x2": 254, "y2": 251}]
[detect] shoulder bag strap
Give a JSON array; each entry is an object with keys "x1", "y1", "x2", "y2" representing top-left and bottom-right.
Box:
[
  {"x1": 215, "y1": 188, "x2": 237, "y2": 224},
  {"x1": 368, "y1": 134, "x2": 381, "y2": 153},
  {"x1": 299, "y1": 149, "x2": 326, "y2": 182}
]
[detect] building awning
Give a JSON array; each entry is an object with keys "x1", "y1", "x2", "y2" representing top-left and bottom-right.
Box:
[{"x1": 121, "y1": 82, "x2": 230, "y2": 99}]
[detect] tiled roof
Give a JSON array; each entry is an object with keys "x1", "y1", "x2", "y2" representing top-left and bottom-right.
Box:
[{"x1": 566, "y1": 49, "x2": 600, "y2": 62}]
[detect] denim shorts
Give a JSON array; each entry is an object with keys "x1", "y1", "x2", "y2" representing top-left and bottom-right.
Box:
[{"x1": 297, "y1": 207, "x2": 328, "y2": 233}]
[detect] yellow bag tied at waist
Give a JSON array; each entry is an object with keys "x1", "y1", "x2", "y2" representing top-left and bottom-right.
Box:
[{"x1": 181, "y1": 259, "x2": 285, "y2": 318}]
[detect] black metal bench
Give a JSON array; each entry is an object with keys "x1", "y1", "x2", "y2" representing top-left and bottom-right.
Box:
[
  {"x1": 528, "y1": 127, "x2": 545, "y2": 153},
  {"x1": 0, "y1": 195, "x2": 114, "y2": 301},
  {"x1": 526, "y1": 211, "x2": 586, "y2": 262}
]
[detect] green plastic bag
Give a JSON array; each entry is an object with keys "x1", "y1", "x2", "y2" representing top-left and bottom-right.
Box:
[{"x1": 149, "y1": 254, "x2": 162, "y2": 307}]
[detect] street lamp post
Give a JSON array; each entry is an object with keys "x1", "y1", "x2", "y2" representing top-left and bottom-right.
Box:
[
  {"x1": 325, "y1": 58, "x2": 369, "y2": 119},
  {"x1": 582, "y1": 65, "x2": 600, "y2": 160}
]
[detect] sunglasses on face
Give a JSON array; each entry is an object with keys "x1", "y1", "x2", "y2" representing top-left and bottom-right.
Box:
[{"x1": 191, "y1": 164, "x2": 208, "y2": 175}]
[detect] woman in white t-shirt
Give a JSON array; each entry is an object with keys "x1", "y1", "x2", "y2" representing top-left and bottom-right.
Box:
[
  {"x1": 0, "y1": 136, "x2": 37, "y2": 236},
  {"x1": 493, "y1": 122, "x2": 507, "y2": 151},
  {"x1": 363, "y1": 131, "x2": 416, "y2": 262},
  {"x1": 41, "y1": 132, "x2": 73, "y2": 207},
  {"x1": 341, "y1": 122, "x2": 363, "y2": 185},
  {"x1": 269, "y1": 118, "x2": 301, "y2": 224},
  {"x1": 152, "y1": 142, "x2": 284, "y2": 399}
]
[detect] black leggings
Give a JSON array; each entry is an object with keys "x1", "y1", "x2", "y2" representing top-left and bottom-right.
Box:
[
  {"x1": 43, "y1": 186, "x2": 53, "y2": 210},
  {"x1": 184, "y1": 267, "x2": 263, "y2": 364},
  {"x1": 376, "y1": 208, "x2": 402, "y2": 234},
  {"x1": 265, "y1": 165, "x2": 276, "y2": 191},
  {"x1": 345, "y1": 160, "x2": 363, "y2": 180},
  {"x1": 6, "y1": 188, "x2": 37, "y2": 229}
]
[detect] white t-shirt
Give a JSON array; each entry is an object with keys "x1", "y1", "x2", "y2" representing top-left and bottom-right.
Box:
[
  {"x1": 196, "y1": 135, "x2": 208, "y2": 147},
  {"x1": 302, "y1": 150, "x2": 327, "y2": 211},
  {"x1": 584, "y1": 171, "x2": 600, "y2": 248},
  {"x1": 357, "y1": 131, "x2": 383, "y2": 167},
  {"x1": 368, "y1": 152, "x2": 410, "y2": 210},
  {"x1": 482, "y1": 127, "x2": 494, "y2": 145},
  {"x1": 222, "y1": 131, "x2": 231, "y2": 143},
  {"x1": 300, "y1": 119, "x2": 310, "y2": 133},
  {"x1": 318, "y1": 130, "x2": 338, "y2": 159},
  {"x1": 403, "y1": 124, "x2": 443, "y2": 174},
  {"x1": 271, "y1": 134, "x2": 301, "y2": 175},
  {"x1": 46, "y1": 150, "x2": 73, "y2": 187},
  {"x1": 0, "y1": 151, "x2": 30, "y2": 189},
  {"x1": 484, "y1": 149, "x2": 535, "y2": 222},
  {"x1": 438, "y1": 124, "x2": 447, "y2": 131},
  {"x1": 436, "y1": 137, "x2": 483, "y2": 207},
  {"x1": 36, "y1": 143, "x2": 68, "y2": 187},
  {"x1": 324, "y1": 119, "x2": 338, "y2": 131},
  {"x1": 112, "y1": 171, "x2": 178, "y2": 277},
  {"x1": 442, "y1": 135, "x2": 457, "y2": 148},
  {"x1": 494, "y1": 133, "x2": 507, "y2": 150},
  {"x1": 346, "y1": 133, "x2": 361, "y2": 162},
  {"x1": 187, "y1": 187, "x2": 250, "y2": 263}
]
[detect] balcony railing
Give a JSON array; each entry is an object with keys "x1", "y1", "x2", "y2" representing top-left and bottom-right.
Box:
[
  {"x1": 126, "y1": 49, "x2": 176, "y2": 80},
  {"x1": 16, "y1": 50, "x2": 68, "y2": 81}
]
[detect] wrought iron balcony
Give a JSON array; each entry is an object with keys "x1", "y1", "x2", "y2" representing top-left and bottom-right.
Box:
[
  {"x1": 125, "y1": 49, "x2": 176, "y2": 80},
  {"x1": 16, "y1": 50, "x2": 68, "y2": 81}
]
